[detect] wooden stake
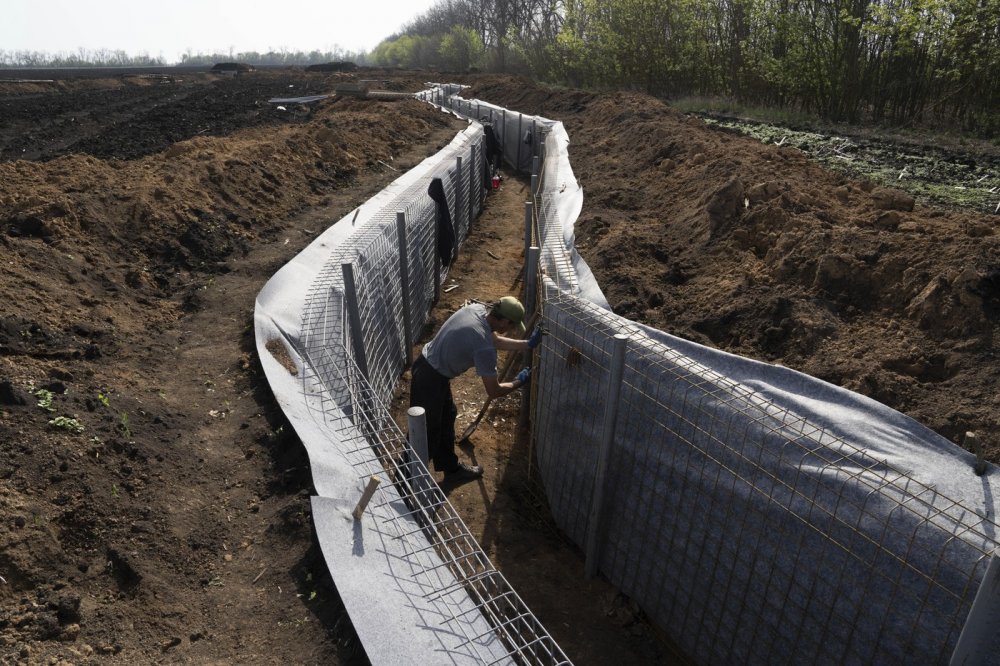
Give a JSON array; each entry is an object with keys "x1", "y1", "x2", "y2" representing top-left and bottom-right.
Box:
[
  {"x1": 352, "y1": 475, "x2": 381, "y2": 519},
  {"x1": 966, "y1": 432, "x2": 987, "y2": 476}
]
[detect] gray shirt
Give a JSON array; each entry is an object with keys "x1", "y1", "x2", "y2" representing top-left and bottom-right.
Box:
[{"x1": 422, "y1": 303, "x2": 497, "y2": 379}]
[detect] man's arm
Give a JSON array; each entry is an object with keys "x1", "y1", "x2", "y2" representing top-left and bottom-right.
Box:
[
  {"x1": 493, "y1": 334, "x2": 529, "y2": 352},
  {"x1": 480, "y1": 373, "x2": 525, "y2": 400}
]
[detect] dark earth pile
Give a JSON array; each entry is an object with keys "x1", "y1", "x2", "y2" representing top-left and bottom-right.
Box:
[{"x1": 465, "y1": 76, "x2": 1000, "y2": 458}]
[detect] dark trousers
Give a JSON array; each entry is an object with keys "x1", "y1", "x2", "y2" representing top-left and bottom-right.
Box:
[{"x1": 409, "y1": 355, "x2": 459, "y2": 473}]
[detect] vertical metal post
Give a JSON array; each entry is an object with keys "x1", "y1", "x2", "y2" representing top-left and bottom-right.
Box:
[
  {"x1": 516, "y1": 113, "x2": 524, "y2": 173},
  {"x1": 432, "y1": 208, "x2": 441, "y2": 304},
  {"x1": 501, "y1": 109, "x2": 507, "y2": 162},
  {"x1": 341, "y1": 263, "x2": 370, "y2": 382},
  {"x1": 524, "y1": 246, "x2": 540, "y2": 319},
  {"x1": 456, "y1": 155, "x2": 465, "y2": 231},
  {"x1": 585, "y1": 334, "x2": 629, "y2": 579},
  {"x1": 523, "y1": 201, "x2": 533, "y2": 263},
  {"x1": 476, "y1": 141, "x2": 484, "y2": 214},
  {"x1": 396, "y1": 212, "x2": 413, "y2": 367},
  {"x1": 468, "y1": 145, "x2": 476, "y2": 223},
  {"x1": 519, "y1": 246, "x2": 540, "y2": 457},
  {"x1": 950, "y1": 553, "x2": 1000, "y2": 666},
  {"x1": 531, "y1": 155, "x2": 539, "y2": 196},
  {"x1": 407, "y1": 406, "x2": 429, "y2": 467}
]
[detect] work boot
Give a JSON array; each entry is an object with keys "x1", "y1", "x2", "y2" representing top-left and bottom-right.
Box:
[{"x1": 444, "y1": 462, "x2": 483, "y2": 483}]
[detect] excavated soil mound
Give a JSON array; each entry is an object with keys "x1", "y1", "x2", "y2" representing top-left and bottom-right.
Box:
[{"x1": 463, "y1": 75, "x2": 1000, "y2": 459}]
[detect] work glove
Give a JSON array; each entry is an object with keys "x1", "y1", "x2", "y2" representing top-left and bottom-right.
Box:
[
  {"x1": 516, "y1": 367, "x2": 531, "y2": 386},
  {"x1": 527, "y1": 326, "x2": 547, "y2": 349}
]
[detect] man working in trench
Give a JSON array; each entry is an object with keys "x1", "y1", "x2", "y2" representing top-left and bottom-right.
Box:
[{"x1": 410, "y1": 296, "x2": 543, "y2": 483}]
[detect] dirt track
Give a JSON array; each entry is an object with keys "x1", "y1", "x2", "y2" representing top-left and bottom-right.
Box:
[{"x1": 2, "y1": 69, "x2": 998, "y2": 664}]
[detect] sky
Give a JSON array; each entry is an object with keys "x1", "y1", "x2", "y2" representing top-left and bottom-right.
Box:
[{"x1": 3, "y1": 0, "x2": 441, "y2": 62}]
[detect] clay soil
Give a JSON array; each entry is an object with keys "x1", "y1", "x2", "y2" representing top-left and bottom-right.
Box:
[{"x1": 1, "y1": 68, "x2": 998, "y2": 665}]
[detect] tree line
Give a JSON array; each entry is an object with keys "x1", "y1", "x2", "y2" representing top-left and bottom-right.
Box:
[
  {"x1": 369, "y1": 0, "x2": 1000, "y2": 136},
  {"x1": 0, "y1": 47, "x2": 366, "y2": 69},
  {"x1": 0, "y1": 49, "x2": 167, "y2": 68}
]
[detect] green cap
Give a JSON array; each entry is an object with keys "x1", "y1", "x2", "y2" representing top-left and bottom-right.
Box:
[{"x1": 496, "y1": 296, "x2": 526, "y2": 333}]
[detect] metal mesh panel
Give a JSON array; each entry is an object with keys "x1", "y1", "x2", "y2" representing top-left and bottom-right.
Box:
[
  {"x1": 531, "y1": 278, "x2": 998, "y2": 664},
  {"x1": 402, "y1": 195, "x2": 439, "y2": 351},
  {"x1": 300, "y1": 133, "x2": 487, "y2": 408},
  {"x1": 288, "y1": 115, "x2": 574, "y2": 662},
  {"x1": 487, "y1": 102, "x2": 1000, "y2": 663},
  {"x1": 309, "y1": 344, "x2": 571, "y2": 665},
  {"x1": 435, "y1": 88, "x2": 542, "y2": 177},
  {"x1": 535, "y1": 160, "x2": 580, "y2": 296}
]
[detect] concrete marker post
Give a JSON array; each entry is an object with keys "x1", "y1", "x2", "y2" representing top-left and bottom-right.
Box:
[
  {"x1": 396, "y1": 212, "x2": 413, "y2": 367},
  {"x1": 585, "y1": 333, "x2": 629, "y2": 579}
]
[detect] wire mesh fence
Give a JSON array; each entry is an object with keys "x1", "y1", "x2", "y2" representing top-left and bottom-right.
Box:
[
  {"x1": 531, "y1": 288, "x2": 999, "y2": 663},
  {"x1": 289, "y1": 109, "x2": 572, "y2": 663},
  {"x1": 300, "y1": 151, "x2": 462, "y2": 406},
  {"x1": 308, "y1": 342, "x2": 571, "y2": 664},
  {"x1": 516, "y1": 102, "x2": 1000, "y2": 664}
]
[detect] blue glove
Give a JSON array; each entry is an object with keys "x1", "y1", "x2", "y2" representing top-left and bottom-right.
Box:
[
  {"x1": 516, "y1": 367, "x2": 531, "y2": 386},
  {"x1": 527, "y1": 327, "x2": 545, "y2": 349}
]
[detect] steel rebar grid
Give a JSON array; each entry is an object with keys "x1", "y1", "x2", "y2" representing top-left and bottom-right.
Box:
[
  {"x1": 301, "y1": 342, "x2": 571, "y2": 664},
  {"x1": 528, "y1": 286, "x2": 998, "y2": 663},
  {"x1": 288, "y1": 114, "x2": 571, "y2": 663}
]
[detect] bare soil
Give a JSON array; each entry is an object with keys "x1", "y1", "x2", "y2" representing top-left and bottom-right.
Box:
[{"x1": 1, "y1": 69, "x2": 997, "y2": 665}]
